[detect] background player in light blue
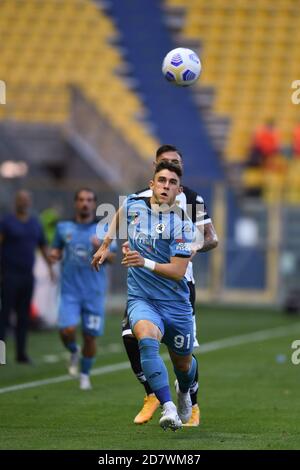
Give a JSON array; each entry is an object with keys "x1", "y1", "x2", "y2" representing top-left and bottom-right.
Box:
[
  {"x1": 92, "y1": 162, "x2": 197, "y2": 431},
  {"x1": 51, "y1": 188, "x2": 116, "y2": 390}
]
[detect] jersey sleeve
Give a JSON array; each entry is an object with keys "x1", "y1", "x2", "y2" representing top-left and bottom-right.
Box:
[
  {"x1": 121, "y1": 194, "x2": 137, "y2": 209},
  {"x1": 52, "y1": 223, "x2": 64, "y2": 249},
  {"x1": 122, "y1": 193, "x2": 145, "y2": 232},
  {"x1": 184, "y1": 188, "x2": 212, "y2": 226},
  {"x1": 194, "y1": 195, "x2": 211, "y2": 226}
]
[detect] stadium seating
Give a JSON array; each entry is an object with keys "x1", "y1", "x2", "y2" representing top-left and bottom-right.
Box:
[
  {"x1": 0, "y1": 0, "x2": 159, "y2": 160},
  {"x1": 166, "y1": 0, "x2": 300, "y2": 202}
]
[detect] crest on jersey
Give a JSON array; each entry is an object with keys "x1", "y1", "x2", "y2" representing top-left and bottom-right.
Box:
[{"x1": 155, "y1": 223, "x2": 166, "y2": 234}]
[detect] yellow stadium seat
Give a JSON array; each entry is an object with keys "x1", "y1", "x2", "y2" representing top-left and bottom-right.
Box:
[
  {"x1": 243, "y1": 168, "x2": 264, "y2": 189},
  {"x1": 177, "y1": 0, "x2": 300, "y2": 171},
  {"x1": 262, "y1": 171, "x2": 286, "y2": 204},
  {"x1": 0, "y1": 0, "x2": 159, "y2": 157}
]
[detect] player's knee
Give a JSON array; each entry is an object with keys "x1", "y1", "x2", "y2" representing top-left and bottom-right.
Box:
[
  {"x1": 172, "y1": 355, "x2": 192, "y2": 373},
  {"x1": 133, "y1": 320, "x2": 161, "y2": 341},
  {"x1": 175, "y1": 363, "x2": 190, "y2": 373},
  {"x1": 60, "y1": 326, "x2": 76, "y2": 338}
]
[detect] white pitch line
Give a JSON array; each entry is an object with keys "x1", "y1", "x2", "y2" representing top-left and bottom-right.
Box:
[
  {"x1": 193, "y1": 323, "x2": 300, "y2": 354},
  {"x1": 0, "y1": 323, "x2": 299, "y2": 395},
  {"x1": 41, "y1": 343, "x2": 123, "y2": 364}
]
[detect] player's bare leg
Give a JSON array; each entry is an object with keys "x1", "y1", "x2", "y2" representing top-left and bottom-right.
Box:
[{"x1": 60, "y1": 326, "x2": 80, "y2": 377}]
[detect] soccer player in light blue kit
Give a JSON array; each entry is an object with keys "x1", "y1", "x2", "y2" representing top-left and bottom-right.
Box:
[
  {"x1": 92, "y1": 162, "x2": 197, "y2": 430},
  {"x1": 51, "y1": 188, "x2": 116, "y2": 390}
]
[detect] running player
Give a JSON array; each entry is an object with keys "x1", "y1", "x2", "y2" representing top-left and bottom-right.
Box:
[
  {"x1": 92, "y1": 161, "x2": 197, "y2": 430},
  {"x1": 50, "y1": 188, "x2": 116, "y2": 390},
  {"x1": 122, "y1": 145, "x2": 218, "y2": 426}
]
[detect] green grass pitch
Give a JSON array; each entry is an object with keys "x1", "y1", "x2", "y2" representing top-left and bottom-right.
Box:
[{"x1": 0, "y1": 305, "x2": 300, "y2": 450}]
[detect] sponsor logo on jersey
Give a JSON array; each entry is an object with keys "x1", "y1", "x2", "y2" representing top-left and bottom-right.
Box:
[
  {"x1": 73, "y1": 244, "x2": 89, "y2": 261},
  {"x1": 176, "y1": 242, "x2": 191, "y2": 252}
]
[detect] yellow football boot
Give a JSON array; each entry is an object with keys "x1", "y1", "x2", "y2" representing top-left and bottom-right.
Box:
[
  {"x1": 182, "y1": 404, "x2": 200, "y2": 427},
  {"x1": 134, "y1": 394, "x2": 160, "y2": 424}
]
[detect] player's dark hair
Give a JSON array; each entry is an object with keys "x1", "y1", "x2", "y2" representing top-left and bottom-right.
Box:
[
  {"x1": 156, "y1": 144, "x2": 183, "y2": 160},
  {"x1": 74, "y1": 188, "x2": 97, "y2": 202},
  {"x1": 154, "y1": 161, "x2": 182, "y2": 180}
]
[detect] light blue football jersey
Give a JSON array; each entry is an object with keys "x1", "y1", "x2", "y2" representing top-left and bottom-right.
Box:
[
  {"x1": 52, "y1": 220, "x2": 116, "y2": 297},
  {"x1": 124, "y1": 195, "x2": 194, "y2": 302}
]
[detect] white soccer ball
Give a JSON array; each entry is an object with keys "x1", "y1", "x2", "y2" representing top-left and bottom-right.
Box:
[{"x1": 162, "y1": 47, "x2": 201, "y2": 86}]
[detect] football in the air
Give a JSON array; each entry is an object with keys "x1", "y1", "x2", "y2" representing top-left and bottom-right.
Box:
[{"x1": 162, "y1": 47, "x2": 201, "y2": 86}]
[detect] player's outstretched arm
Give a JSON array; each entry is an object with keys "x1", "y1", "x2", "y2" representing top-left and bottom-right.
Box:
[
  {"x1": 194, "y1": 221, "x2": 218, "y2": 253},
  {"x1": 122, "y1": 251, "x2": 190, "y2": 281},
  {"x1": 91, "y1": 206, "x2": 124, "y2": 271},
  {"x1": 151, "y1": 256, "x2": 190, "y2": 281},
  {"x1": 91, "y1": 236, "x2": 116, "y2": 264},
  {"x1": 91, "y1": 241, "x2": 111, "y2": 271}
]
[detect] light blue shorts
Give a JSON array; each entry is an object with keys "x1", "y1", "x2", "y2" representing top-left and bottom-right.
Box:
[
  {"x1": 127, "y1": 297, "x2": 193, "y2": 356},
  {"x1": 58, "y1": 293, "x2": 105, "y2": 336}
]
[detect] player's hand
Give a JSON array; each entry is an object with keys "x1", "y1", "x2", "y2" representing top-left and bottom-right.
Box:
[
  {"x1": 49, "y1": 248, "x2": 62, "y2": 263},
  {"x1": 91, "y1": 243, "x2": 110, "y2": 271},
  {"x1": 121, "y1": 250, "x2": 144, "y2": 268},
  {"x1": 122, "y1": 241, "x2": 130, "y2": 255}
]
